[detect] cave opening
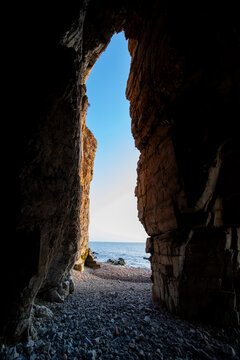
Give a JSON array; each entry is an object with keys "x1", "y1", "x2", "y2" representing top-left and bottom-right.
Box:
[{"x1": 83, "y1": 32, "x2": 149, "y2": 271}]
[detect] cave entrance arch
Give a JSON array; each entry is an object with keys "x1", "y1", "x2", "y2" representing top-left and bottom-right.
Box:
[
  {"x1": 75, "y1": 32, "x2": 149, "y2": 273},
  {"x1": 71, "y1": 2, "x2": 239, "y2": 326}
]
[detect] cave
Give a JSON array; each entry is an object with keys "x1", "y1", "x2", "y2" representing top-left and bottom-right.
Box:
[{"x1": 9, "y1": 0, "x2": 240, "y2": 346}]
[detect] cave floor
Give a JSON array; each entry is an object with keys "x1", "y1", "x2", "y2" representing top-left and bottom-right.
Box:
[{"x1": 1, "y1": 265, "x2": 240, "y2": 360}]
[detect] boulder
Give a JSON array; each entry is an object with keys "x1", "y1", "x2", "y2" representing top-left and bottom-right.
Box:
[{"x1": 107, "y1": 258, "x2": 126, "y2": 266}]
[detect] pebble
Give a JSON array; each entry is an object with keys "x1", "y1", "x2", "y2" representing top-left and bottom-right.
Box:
[
  {"x1": 139, "y1": 349, "x2": 145, "y2": 357},
  {"x1": 222, "y1": 344, "x2": 236, "y2": 358},
  {"x1": 176, "y1": 329, "x2": 183, "y2": 337},
  {"x1": 94, "y1": 337, "x2": 100, "y2": 344},
  {"x1": 144, "y1": 316, "x2": 151, "y2": 324},
  {"x1": 114, "y1": 326, "x2": 120, "y2": 336},
  {"x1": 30, "y1": 355, "x2": 37, "y2": 360},
  {"x1": 91, "y1": 349, "x2": 97, "y2": 359}
]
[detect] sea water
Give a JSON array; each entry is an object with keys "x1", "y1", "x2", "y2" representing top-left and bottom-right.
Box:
[{"x1": 89, "y1": 241, "x2": 150, "y2": 269}]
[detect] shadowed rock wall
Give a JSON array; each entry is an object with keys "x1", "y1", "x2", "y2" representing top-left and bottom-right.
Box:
[
  {"x1": 10, "y1": 1, "x2": 85, "y2": 343},
  {"x1": 8, "y1": 0, "x2": 240, "y2": 345},
  {"x1": 10, "y1": 0, "x2": 132, "y2": 344}
]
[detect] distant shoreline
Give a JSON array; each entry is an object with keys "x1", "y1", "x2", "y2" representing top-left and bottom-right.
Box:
[{"x1": 89, "y1": 241, "x2": 150, "y2": 269}]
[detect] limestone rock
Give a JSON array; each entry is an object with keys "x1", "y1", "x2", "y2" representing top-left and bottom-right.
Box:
[
  {"x1": 9, "y1": 0, "x2": 240, "y2": 344},
  {"x1": 75, "y1": 126, "x2": 97, "y2": 272},
  {"x1": 125, "y1": 2, "x2": 240, "y2": 325},
  {"x1": 85, "y1": 249, "x2": 101, "y2": 269},
  {"x1": 74, "y1": 263, "x2": 85, "y2": 272}
]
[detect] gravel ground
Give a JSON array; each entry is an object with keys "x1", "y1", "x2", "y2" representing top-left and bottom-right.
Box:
[{"x1": 1, "y1": 263, "x2": 240, "y2": 360}]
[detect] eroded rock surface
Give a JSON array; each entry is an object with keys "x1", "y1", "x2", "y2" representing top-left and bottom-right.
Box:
[
  {"x1": 9, "y1": 0, "x2": 240, "y2": 345},
  {"x1": 75, "y1": 125, "x2": 97, "y2": 272},
  {"x1": 11, "y1": 2, "x2": 83, "y2": 343},
  {"x1": 125, "y1": 2, "x2": 240, "y2": 324}
]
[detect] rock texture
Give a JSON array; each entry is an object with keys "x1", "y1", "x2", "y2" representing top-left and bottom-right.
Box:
[
  {"x1": 125, "y1": 2, "x2": 240, "y2": 325},
  {"x1": 10, "y1": 2, "x2": 84, "y2": 343},
  {"x1": 75, "y1": 124, "x2": 97, "y2": 272},
  {"x1": 8, "y1": 0, "x2": 240, "y2": 345},
  {"x1": 85, "y1": 249, "x2": 101, "y2": 269}
]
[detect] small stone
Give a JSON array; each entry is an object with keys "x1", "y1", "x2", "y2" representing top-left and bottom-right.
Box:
[
  {"x1": 156, "y1": 348, "x2": 163, "y2": 359},
  {"x1": 30, "y1": 355, "x2": 37, "y2": 360},
  {"x1": 42, "y1": 343, "x2": 51, "y2": 353},
  {"x1": 92, "y1": 350, "x2": 97, "y2": 360},
  {"x1": 144, "y1": 316, "x2": 151, "y2": 324},
  {"x1": 26, "y1": 344, "x2": 33, "y2": 354},
  {"x1": 27, "y1": 340, "x2": 35, "y2": 347},
  {"x1": 94, "y1": 337, "x2": 100, "y2": 344},
  {"x1": 57, "y1": 332, "x2": 63, "y2": 339},
  {"x1": 114, "y1": 326, "x2": 120, "y2": 336},
  {"x1": 137, "y1": 334, "x2": 145, "y2": 342},
  {"x1": 221, "y1": 344, "x2": 236, "y2": 358},
  {"x1": 176, "y1": 329, "x2": 183, "y2": 337},
  {"x1": 8, "y1": 347, "x2": 19, "y2": 359},
  {"x1": 132, "y1": 330, "x2": 138, "y2": 337},
  {"x1": 139, "y1": 350, "x2": 145, "y2": 357}
]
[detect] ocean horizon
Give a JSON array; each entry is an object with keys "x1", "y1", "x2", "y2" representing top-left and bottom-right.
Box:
[{"x1": 89, "y1": 241, "x2": 150, "y2": 269}]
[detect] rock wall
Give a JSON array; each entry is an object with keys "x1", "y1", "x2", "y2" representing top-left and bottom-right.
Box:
[
  {"x1": 64, "y1": 0, "x2": 240, "y2": 325},
  {"x1": 8, "y1": 0, "x2": 240, "y2": 345},
  {"x1": 10, "y1": 0, "x2": 126, "y2": 343},
  {"x1": 9, "y1": 2, "x2": 84, "y2": 343},
  {"x1": 125, "y1": 2, "x2": 240, "y2": 325},
  {"x1": 75, "y1": 124, "x2": 97, "y2": 272}
]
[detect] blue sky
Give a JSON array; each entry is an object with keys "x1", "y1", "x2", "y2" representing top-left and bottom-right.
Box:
[{"x1": 86, "y1": 32, "x2": 147, "y2": 242}]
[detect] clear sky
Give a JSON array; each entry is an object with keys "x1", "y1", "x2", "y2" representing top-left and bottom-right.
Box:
[{"x1": 86, "y1": 32, "x2": 147, "y2": 243}]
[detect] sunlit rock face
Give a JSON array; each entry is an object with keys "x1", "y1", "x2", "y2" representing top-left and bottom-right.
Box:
[
  {"x1": 126, "y1": 2, "x2": 240, "y2": 325},
  {"x1": 8, "y1": 0, "x2": 240, "y2": 345},
  {"x1": 75, "y1": 125, "x2": 97, "y2": 272}
]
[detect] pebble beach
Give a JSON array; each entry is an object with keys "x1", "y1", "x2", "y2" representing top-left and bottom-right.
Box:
[{"x1": 1, "y1": 263, "x2": 239, "y2": 359}]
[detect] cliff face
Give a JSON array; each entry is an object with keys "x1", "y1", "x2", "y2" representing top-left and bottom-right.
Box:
[
  {"x1": 75, "y1": 125, "x2": 97, "y2": 271},
  {"x1": 8, "y1": 0, "x2": 240, "y2": 344},
  {"x1": 125, "y1": 3, "x2": 240, "y2": 324}
]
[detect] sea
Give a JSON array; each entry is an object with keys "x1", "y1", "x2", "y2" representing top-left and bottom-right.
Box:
[{"x1": 89, "y1": 241, "x2": 150, "y2": 269}]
